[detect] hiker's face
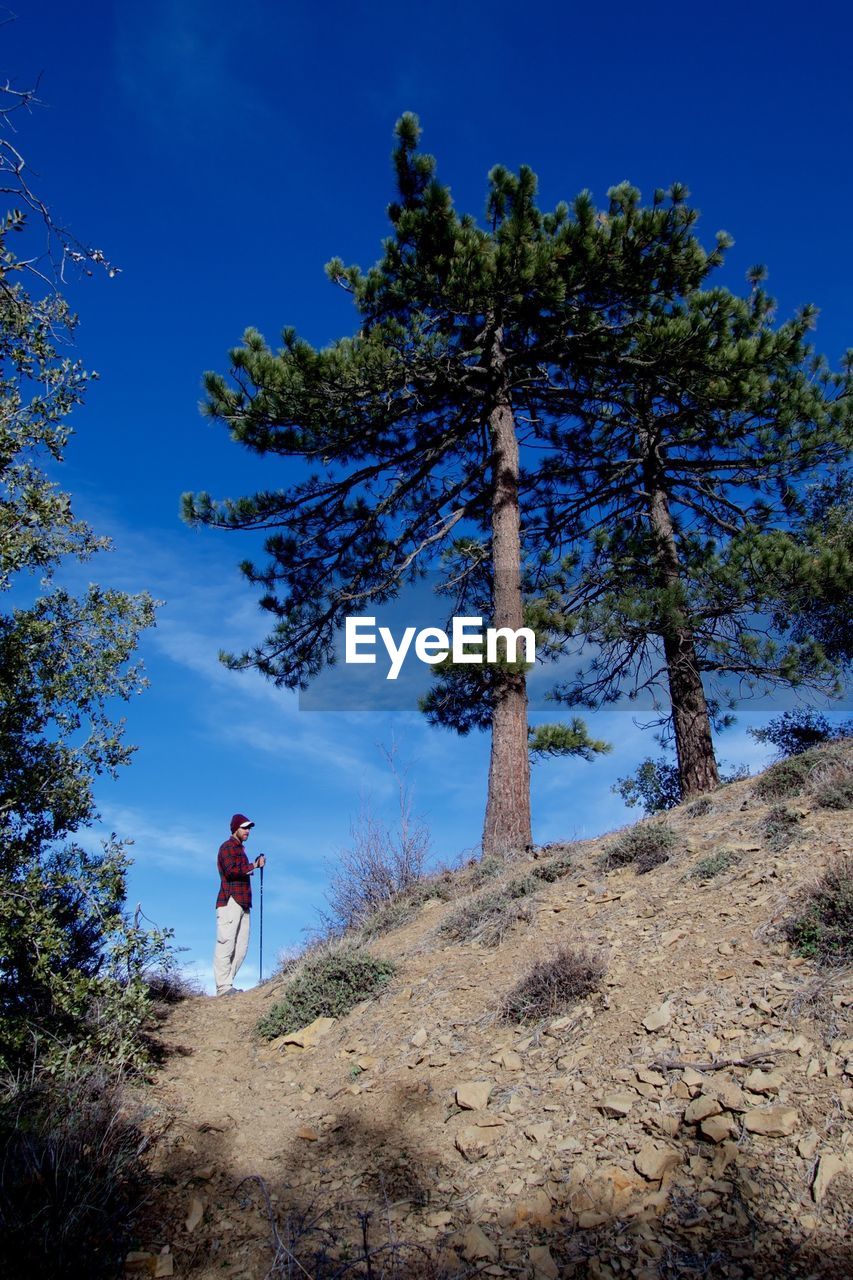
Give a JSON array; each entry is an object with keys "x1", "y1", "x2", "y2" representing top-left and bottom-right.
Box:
[{"x1": 237, "y1": 825, "x2": 250, "y2": 842}]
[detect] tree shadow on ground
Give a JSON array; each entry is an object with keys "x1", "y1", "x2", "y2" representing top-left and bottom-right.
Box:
[{"x1": 139, "y1": 1092, "x2": 853, "y2": 1279}]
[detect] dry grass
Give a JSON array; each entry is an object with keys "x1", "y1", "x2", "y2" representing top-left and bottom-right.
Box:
[
  {"x1": 437, "y1": 875, "x2": 540, "y2": 947},
  {"x1": 754, "y1": 740, "x2": 850, "y2": 802}
]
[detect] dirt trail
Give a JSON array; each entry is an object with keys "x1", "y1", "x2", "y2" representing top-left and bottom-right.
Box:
[{"x1": 139, "y1": 759, "x2": 852, "y2": 1280}]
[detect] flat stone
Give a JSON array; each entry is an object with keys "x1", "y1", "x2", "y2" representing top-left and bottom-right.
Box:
[
  {"x1": 509, "y1": 1189, "x2": 554, "y2": 1226},
  {"x1": 529, "y1": 1244, "x2": 559, "y2": 1280},
  {"x1": 812, "y1": 1153, "x2": 847, "y2": 1204},
  {"x1": 798, "y1": 1131, "x2": 820, "y2": 1160},
  {"x1": 578, "y1": 1211, "x2": 609, "y2": 1228},
  {"x1": 712, "y1": 1079, "x2": 748, "y2": 1112},
  {"x1": 455, "y1": 1124, "x2": 502, "y2": 1162},
  {"x1": 643, "y1": 1002, "x2": 673, "y2": 1033},
  {"x1": 411, "y1": 1027, "x2": 428, "y2": 1048},
  {"x1": 661, "y1": 928, "x2": 686, "y2": 946},
  {"x1": 634, "y1": 1143, "x2": 681, "y2": 1182},
  {"x1": 461, "y1": 1224, "x2": 497, "y2": 1261},
  {"x1": 743, "y1": 1069, "x2": 784, "y2": 1095},
  {"x1": 685, "y1": 1095, "x2": 722, "y2": 1124},
  {"x1": 743, "y1": 1106, "x2": 798, "y2": 1137},
  {"x1": 295, "y1": 1125, "x2": 320, "y2": 1141},
  {"x1": 125, "y1": 1255, "x2": 157, "y2": 1276},
  {"x1": 456, "y1": 1080, "x2": 493, "y2": 1111},
  {"x1": 636, "y1": 1067, "x2": 667, "y2": 1087},
  {"x1": 599, "y1": 1092, "x2": 636, "y2": 1118},
  {"x1": 701, "y1": 1114, "x2": 738, "y2": 1143},
  {"x1": 499, "y1": 1050, "x2": 523, "y2": 1070},
  {"x1": 711, "y1": 1140, "x2": 740, "y2": 1175},
  {"x1": 282, "y1": 1015, "x2": 336, "y2": 1048},
  {"x1": 185, "y1": 1196, "x2": 205, "y2": 1232}
]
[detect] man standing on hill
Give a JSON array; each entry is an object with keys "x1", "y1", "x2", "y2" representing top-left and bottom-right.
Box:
[{"x1": 214, "y1": 813, "x2": 265, "y2": 996}]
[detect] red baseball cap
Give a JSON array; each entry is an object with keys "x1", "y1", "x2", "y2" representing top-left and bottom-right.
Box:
[{"x1": 230, "y1": 813, "x2": 255, "y2": 833}]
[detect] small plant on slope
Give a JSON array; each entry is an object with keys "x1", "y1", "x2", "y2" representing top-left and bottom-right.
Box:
[
  {"x1": 785, "y1": 857, "x2": 853, "y2": 965},
  {"x1": 601, "y1": 822, "x2": 677, "y2": 874},
  {"x1": 256, "y1": 949, "x2": 396, "y2": 1040},
  {"x1": 500, "y1": 946, "x2": 607, "y2": 1022}
]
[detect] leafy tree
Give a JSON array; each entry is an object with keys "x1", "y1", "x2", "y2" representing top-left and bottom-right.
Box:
[
  {"x1": 613, "y1": 756, "x2": 682, "y2": 815},
  {"x1": 748, "y1": 707, "x2": 851, "y2": 760},
  {"x1": 0, "y1": 120, "x2": 157, "y2": 1068},
  {"x1": 187, "y1": 115, "x2": 624, "y2": 856},
  {"x1": 532, "y1": 190, "x2": 852, "y2": 798}
]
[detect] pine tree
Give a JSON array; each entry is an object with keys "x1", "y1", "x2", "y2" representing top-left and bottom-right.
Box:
[
  {"x1": 186, "y1": 115, "x2": 620, "y2": 856},
  {"x1": 531, "y1": 188, "x2": 852, "y2": 797}
]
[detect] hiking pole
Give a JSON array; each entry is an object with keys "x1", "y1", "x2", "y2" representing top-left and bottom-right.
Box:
[{"x1": 259, "y1": 860, "x2": 264, "y2": 983}]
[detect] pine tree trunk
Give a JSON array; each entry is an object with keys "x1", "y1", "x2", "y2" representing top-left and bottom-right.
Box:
[
  {"x1": 640, "y1": 426, "x2": 720, "y2": 799},
  {"x1": 482, "y1": 330, "x2": 532, "y2": 857}
]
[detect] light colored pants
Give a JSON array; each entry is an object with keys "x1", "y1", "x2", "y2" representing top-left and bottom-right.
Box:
[{"x1": 213, "y1": 896, "x2": 250, "y2": 994}]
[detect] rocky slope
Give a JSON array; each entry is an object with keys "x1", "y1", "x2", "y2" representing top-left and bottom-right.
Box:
[{"x1": 134, "y1": 749, "x2": 852, "y2": 1280}]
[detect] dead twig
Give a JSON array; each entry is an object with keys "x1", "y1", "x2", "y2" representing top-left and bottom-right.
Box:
[{"x1": 648, "y1": 1050, "x2": 781, "y2": 1073}]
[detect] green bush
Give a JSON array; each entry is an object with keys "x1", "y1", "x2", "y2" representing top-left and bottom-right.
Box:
[
  {"x1": 256, "y1": 949, "x2": 396, "y2": 1040},
  {"x1": 0, "y1": 1066, "x2": 152, "y2": 1280},
  {"x1": 602, "y1": 822, "x2": 677, "y2": 875},
  {"x1": 690, "y1": 850, "x2": 740, "y2": 881},
  {"x1": 437, "y1": 874, "x2": 540, "y2": 947},
  {"x1": 500, "y1": 946, "x2": 606, "y2": 1022},
  {"x1": 786, "y1": 857, "x2": 853, "y2": 965}
]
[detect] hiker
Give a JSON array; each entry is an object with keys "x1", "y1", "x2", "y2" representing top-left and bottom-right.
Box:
[{"x1": 214, "y1": 813, "x2": 265, "y2": 996}]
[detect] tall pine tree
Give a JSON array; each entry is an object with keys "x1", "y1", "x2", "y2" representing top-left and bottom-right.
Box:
[
  {"x1": 530, "y1": 187, "x2": 852, "y2": 796},
  {"x1": 187, "y1": 115, "x2": 623, "y2": 856}
]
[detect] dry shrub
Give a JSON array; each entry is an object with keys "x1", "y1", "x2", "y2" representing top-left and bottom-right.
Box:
[
  {"x1": 437, "y1": 874, "x2": 540, "y2": 947},
  {"x1": 601, "y1": 821, "x2": 677, "y2": 874},
  {"x1": 468, "y1": 854, "x2": 505, "y2": 888},
  {"x1": 530, "y1": 848, "x2": 575, "y2": 882},
  {"x1": 690, "y1": 850, "x2": 740, "y2": 881},
  {"x1": 144, "y1": 967, "x2": 203, "y2": 1005},
  {"x1": 754, "y1": 740, "x2": 849, "y2": 801},
  {"x1": 325, "y1": 749, "x2": 430, "y2": 933},
  {"x1": 809, "y1": 752, "x2": 853, "y2": 810},
  {"x1": 785, "y1": 856, "x2": 853, "y2": 966},
  {"x1": 0, "y1": 1066, "x2": 153, "y2": 1280},
  {"x1": 500, "y1": 945, "x2": 607, "y2": 1022},
  {"x1": 763, "y1": 804, "x2": 801, "y2": 851},
  {"x1": 359, "y1": 897, "x2": 418, "y2": 940},
  {"x1": 242, "y1": 1174, "x2": 461, "y2": 1279}
]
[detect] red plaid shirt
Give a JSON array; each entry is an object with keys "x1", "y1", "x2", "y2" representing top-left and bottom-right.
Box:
[{"x1": 216, "y1": 835, "x2": 254, "y2": 910}]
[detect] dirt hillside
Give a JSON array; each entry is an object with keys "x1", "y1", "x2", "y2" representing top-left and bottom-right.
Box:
[{"x1": 135, "y1": 748, "x2": 852, "y2": 1280}]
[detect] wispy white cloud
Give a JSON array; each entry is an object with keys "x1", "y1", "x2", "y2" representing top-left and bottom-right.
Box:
[{"x1": 113, "y1": 0, "x2": 270, "y2": 142}]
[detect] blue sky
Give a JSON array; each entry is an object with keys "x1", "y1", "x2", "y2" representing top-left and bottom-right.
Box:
[{"x1": 4, "y1": 0, "x2": 851, "y2": 990}]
